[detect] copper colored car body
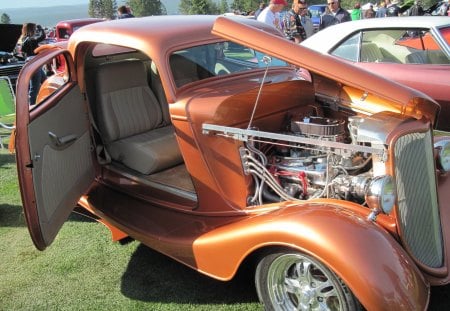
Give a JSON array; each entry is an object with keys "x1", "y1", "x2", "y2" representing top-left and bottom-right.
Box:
[{"x1": 14, "y1": 15, "x2": 450, "y2": 310}]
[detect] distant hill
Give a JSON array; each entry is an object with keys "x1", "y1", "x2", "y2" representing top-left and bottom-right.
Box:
[{"x1": 1, "y1": 0, "x2": 182, "y2": 27}]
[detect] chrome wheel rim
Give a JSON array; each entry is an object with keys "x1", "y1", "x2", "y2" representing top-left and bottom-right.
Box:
[{"x1": 266, "y1": 253, "x2": 346, "y2": 311}]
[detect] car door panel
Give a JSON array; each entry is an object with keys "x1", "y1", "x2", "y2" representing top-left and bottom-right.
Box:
[{"x1": 15, "y1": 49, "x2": 94, "y2": 249}]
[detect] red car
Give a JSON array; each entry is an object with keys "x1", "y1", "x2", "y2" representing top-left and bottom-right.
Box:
[
  {"x1": 15, "y1": 15, "x2": 450, "y2": 310},
  {"x1": 54, "y1": 18, "x2": 105, "y2": 41}
]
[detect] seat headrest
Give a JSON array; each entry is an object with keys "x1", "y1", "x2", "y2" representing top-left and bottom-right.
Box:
[{"x1": 96, "y1": 60, "x2": 148, "y2": 93}]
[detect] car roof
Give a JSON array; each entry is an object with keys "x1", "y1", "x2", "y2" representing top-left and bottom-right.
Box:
[
  {"x1": 302, "y1": 16, "x2": 450, "y2": 51},
  {"x1": 68, "y1": 15, "x2": 281, "y2": 60}
]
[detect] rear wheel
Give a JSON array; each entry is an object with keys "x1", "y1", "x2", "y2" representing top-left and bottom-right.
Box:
[{"x1": 255, "y1": 251, "x2": 360, "y2": 311}]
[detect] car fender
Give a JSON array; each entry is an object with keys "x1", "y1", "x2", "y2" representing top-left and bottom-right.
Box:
[{"x1": 193, "y1": 203, "x2": 429, "y2": 310}]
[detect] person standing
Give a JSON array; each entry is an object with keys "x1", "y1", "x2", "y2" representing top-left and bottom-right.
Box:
[
  {"x1": 319, "y1": 0, "x2": 351, "y2": 30},
  {"x1": 351, "y1": 2, "x2": 362, "y2": 20},
  {"x1": 18, "y1": 23, "x2": 46, "y2": 105},
  {"x1": 409, "y1": 1, "x2": 424, "y2": 15},
  {"x1": 364, "y1": 4, "x2": 376, "y2": 18},
  {"x1": 117, "y1": 5, "x2": 135, "y2": 19},
  {"x1": 386, "y1": 0, "x2": 401, "y2": 16},
  {"x1": 375, "y1": 1, "x2": 388, "y2": 17},
  {"x1": 284, "y1": 0, "x2": 308, "y2": 43},
  {"x1": 257, "y1": 0, "x2": 288, "y2": 31},
  {"x1": 255, "y1": 2, "x2": 267, "y2": 19},
  {"x1": 298, "y1": 0, "x2": 314, "y2": 38}
]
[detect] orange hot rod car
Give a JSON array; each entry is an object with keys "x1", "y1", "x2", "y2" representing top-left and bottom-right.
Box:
[{"x1": 15, "y1": 15, "x2": 450, "y2": 310}]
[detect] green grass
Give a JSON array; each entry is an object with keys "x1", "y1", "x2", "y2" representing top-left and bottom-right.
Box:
[
  {"x1": 1, "y1": 140, "x2": 450, "y2": 309},
  {"x1": 0, "y1": 148, "x2": 262, "y2": 310}
]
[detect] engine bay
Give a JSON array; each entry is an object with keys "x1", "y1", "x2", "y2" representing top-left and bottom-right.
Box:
[{"x1": 203, "y1": 110, "x2": 400, "y2": 208}]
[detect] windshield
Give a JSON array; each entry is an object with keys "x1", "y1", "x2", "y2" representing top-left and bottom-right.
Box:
[{"x1": 170, "y1": 41, "x2": 288, "y2": 88}]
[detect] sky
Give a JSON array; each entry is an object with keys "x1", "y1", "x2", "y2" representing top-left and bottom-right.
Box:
[
  {"x1": 0, "y1": 0, "x2": 97, "y2": 9},
  {"x1": 0, "y1": 0, "x2": 89, "y2": 9}
]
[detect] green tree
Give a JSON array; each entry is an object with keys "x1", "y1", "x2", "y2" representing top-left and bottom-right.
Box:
[
  {"x1": 127, "y1": 0, "x2": 167, "y2": 16},
  {"x1": 218, "y1": 0, "x2": 230, "y2": 13},
  {"x1": 179, "y1": 0, "x2": 219, "y2": 14},
  {"x1": 88, "y1": 0, "x2": 117, "y2": 19},
  {"x1": 231, "y1": 0, "x2": 260, "y2": 13},
  {"x1": 1, "y1": 13, "x2": 11, "y2": 24}
]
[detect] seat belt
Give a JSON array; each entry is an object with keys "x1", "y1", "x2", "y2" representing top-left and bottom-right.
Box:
[{"x1": 84, "y1": 92, "x2": 111, "y2": 165}]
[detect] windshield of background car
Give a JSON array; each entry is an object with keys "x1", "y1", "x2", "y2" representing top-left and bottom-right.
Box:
[
  {"x1": 170, "y1": 42, "x2": 288, "y2": 88},
  {"x1": 331, "y1": 28, "x2": 450, "y2": 65}
]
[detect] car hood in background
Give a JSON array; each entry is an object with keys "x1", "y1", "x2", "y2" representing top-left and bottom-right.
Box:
[{"x1": 0, "y1": 24, "x2": 22, "y2": 53}]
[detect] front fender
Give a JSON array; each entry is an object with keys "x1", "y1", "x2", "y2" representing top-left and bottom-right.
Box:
[{"x1": 193, "y1": 203, "x2": 429, "y2": 310}]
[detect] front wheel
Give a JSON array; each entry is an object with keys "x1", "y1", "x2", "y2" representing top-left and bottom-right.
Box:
[{"x1": 255, "y1": 251, "x2": 360, "y2": 311}]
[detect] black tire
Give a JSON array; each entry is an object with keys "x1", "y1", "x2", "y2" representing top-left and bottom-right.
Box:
[{"x1": 255, "y1": 251, "x2": 361, "y2": 310}]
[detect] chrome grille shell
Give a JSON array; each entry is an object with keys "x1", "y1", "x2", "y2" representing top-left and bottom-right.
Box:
[{"x1": 394, "y1": 130, "x2": 443, "y2": 268}]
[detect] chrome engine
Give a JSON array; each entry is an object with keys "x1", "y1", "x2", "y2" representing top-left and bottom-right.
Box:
[{"x1": 232, "y1": 114, "x2": 395, "y2": 206}]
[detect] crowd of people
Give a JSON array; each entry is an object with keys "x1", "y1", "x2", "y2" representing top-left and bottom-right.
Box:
[{"x1": 253, "y1": 0, "x2": 450, "y2": 44}]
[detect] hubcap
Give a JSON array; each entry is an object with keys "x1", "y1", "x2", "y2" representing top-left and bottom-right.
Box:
[{"x1": 267, "y1": 253, "x2": 344, "y2": 310}]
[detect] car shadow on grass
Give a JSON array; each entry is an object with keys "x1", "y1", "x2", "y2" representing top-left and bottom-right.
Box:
[
  {"x1": 0, "y1": 204, "x2": 26, "y2": 227},
  {"x1": 0, "y1": 152, "x2": 15, "y2": 167},
  {"x1": 121, "y1": 243, "x2": 259, "y2": 305}
]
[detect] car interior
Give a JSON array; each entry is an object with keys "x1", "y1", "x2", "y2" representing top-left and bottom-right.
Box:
[
  {"x1": 82, "y1": 44, "x2": 198, "y2": 201},
  {"x1": 332, "y1": 29, "x2": 449, "y2": 65}
]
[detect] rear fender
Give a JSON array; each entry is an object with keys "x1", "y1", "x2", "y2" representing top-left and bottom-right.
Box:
[{"x1": 193, "y1": 203, "x2": 429, "y2": 310}]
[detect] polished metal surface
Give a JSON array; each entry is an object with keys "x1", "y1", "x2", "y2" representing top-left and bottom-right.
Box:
[
  {"x1": 265, "y1": 253, "x2": 349, "y2": 310},
  {"x1": 395, "y1": 130, "x2": 443, "y2": 268}
]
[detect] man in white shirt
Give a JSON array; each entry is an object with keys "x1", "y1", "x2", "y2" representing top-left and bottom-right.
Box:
[{"x1": 257, "y1": 0, "x2": 288, "y2": 31}]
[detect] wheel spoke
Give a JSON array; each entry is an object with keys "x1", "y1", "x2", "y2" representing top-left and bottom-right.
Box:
[{"x1": 258, "y1": 253, "x2": 355, "y2": 311}]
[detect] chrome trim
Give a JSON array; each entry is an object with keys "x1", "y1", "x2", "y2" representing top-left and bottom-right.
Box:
[{"x1": 395, "y1": 130, "x2": 443, "y2": 268}]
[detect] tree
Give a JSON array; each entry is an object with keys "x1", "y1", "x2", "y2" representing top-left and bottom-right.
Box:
[
  {"x1": 231, "y1": 0, "x2": 260, "y2": 13},
  {"x1": 1, "y1": 13, "x2": 11, "y2": 24},
  {"x1": 218, "y1": 0, "x2": 229, "y2": 14},
  {"x1": 88, "y1": 0, "x2": 117, "y2": 19},
  {"x1": 126, "y1": 0, "x2": 167, "y2": 16},
  {"x1": 179, "y1": 0, "x2": 219, "y2": 14}
]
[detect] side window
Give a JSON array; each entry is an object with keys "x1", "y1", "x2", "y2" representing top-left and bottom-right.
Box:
[
  {"x1": 395, "y1": 29, "x2": 450, "y2": 65},
  {"x1": 331, "y1": 32, "x2": 361, "y2": 62},
  {"x1": 29, "y1": 54, "x2": 69, "y2": 107},
  {"x1": 440, "y1": 26, "x2": 450, "y2": 46},
  {"x1": 170, "y1": 42, "x2": 289, "y2": 88}
]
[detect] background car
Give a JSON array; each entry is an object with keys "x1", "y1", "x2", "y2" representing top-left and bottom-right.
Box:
[
  {"x1": 14, "y1": 15, "x2": 450, "y2": 310},
  {"x1": 308, "y1": 4, "x2": 326, "y2": 31},
  {"x1": 302, "y1": 16, "x2": 450, "y2": 131},
  {"x1": 52, "y1": 18, "x2": 105, "y2": 42},
  {"x1": 0, "y1": 24, "x2": 26, "y2": 91}
]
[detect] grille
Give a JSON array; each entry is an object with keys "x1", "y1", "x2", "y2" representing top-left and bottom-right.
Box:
[
  {"x1": 0, "y1": 63, "x2": 23, "y2": 78},
  {"x1": 0, "y1": 63, "x2": 24, "y2": 90},
  {"x1": 394, "y1": 131, "x2": 443, "y2": 268}
]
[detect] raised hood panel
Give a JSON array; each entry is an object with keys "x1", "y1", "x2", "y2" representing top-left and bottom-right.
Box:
[
  {"x1": 0, "y1": 24, "x2": 22, "y2": 53},
  {"x1": 212, "y1": 16, "x2": 440, "y2": 127}
]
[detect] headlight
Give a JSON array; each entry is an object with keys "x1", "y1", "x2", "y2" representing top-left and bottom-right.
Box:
[
  {"x1": 365, "y1": 175, "x2": 396, "y2": 215},
  {"x1": 435, "y1": 140, "x2": 450, "y2": 172}
]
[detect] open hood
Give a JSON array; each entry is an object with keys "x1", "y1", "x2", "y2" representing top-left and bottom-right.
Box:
[
  {"x1": 212, "y1": 16, "x2": 440, "y2": 127},
  {"x1": 0, "y1": 24, "x2": 22, "y2": 53}
]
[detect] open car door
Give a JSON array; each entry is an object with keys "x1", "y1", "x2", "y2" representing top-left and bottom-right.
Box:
[{"x1": 15, "y1": 49, "x2": 95, "y2": 250}]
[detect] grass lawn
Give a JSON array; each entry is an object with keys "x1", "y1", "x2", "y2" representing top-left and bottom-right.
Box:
[
  {"x1": 1, "y1": 121, "x2": 450, "y2": 309},
  {"x1": 0, "y1": 134, "x2": 261, "y2": 310}
]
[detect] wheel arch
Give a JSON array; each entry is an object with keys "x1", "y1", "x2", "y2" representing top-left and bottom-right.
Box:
[{"x1": 193, "y1": 204, "x2": 429, "y2": 310}]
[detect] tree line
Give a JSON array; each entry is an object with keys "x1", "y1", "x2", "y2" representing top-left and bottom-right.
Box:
[{"x1": 0, "y1": 0, "x2": 441, "y2": 24}]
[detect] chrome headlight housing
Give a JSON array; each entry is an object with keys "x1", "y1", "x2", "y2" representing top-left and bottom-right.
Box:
[
  {"x1": 365, "y1": 175, "x2": 396, "y2": 215},
  {"x1": 435, "y1": 140, "x2": 450, "y2": 172}
]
